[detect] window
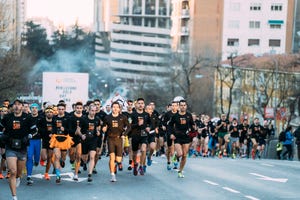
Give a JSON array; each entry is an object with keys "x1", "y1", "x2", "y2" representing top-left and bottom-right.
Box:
[
  {"x1": 250, "y1": 3, "x2": 261, "y2": 11},
  {"x1": 271, "y1": 4, "x2": 282, "y2": 11},
  {"x1": 230, "y1": 2, "x2": 240, "y2": 11},
  {"x1": 227, "y1": 38, "x2": 239, "y2": 46},
  {"x1": 270, "y1": 24, "x2": 281, "y2": 29},
  {"x1": 228, "y1": 20, "x2": 240, "y2": 29},
  {"x1": 248, "y1": 39, "x2": 260, "y2": 46},
  {"x1": 145, "y1": 0, "x2": 156, "y2": 15},
  {"x1": 269, "y1": 39, "x2": 281, "y2": 47},
  {"x1": 249, "y1": 21, "x2": 260, "y2": 29}
]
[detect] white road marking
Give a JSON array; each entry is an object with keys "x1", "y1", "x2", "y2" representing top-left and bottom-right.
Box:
[
  {"x1": 249, "y1": 173, "x2": 288, "y2": 183},
  {"x1": 245, "y1": 195, "x2": 260, "y2": 200},
  {"x1": 222, "y1": 187, "x2": 240, "y2": 193},
  {"x1": 203, "y1": 180, "x2": 219, "y2": 186},
  {"x1": 261, "y1": 163, "x2": 274, "y2": 167}
]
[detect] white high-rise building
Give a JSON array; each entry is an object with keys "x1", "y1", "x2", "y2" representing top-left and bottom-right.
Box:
[
  {"x1": 95, "y1": 0, "x2": 177, "y2": 81},
  {"x1": 222, "y1": 0, "x2": 294, "y2": 60}
]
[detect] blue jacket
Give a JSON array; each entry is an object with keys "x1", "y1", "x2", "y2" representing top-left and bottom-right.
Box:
[{"x1": 283, "y1": 131, "x2": 293, "y2": 145}]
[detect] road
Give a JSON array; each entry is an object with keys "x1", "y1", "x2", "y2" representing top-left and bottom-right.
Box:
[{"x1": 1, "y1": 155, "x2": 299, "y2": 200}]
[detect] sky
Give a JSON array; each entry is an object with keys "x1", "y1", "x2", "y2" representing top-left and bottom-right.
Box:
[{"x1": 26, "y1": 0, "x2": 94, "y2": 26}]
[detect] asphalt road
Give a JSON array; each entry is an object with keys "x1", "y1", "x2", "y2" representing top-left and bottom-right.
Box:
[{"x1": 1, "y1": 155, "x2": 299, "y2": 200}]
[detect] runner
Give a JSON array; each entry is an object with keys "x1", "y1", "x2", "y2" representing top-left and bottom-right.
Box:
[
  {"x1": 130, "y1": 98, "x2": 151, "y2": 176},
  {"x1": 102, "y1": 101, "x2": 130, "y2": 182},
  {"x1": 168, "y1": 99, "x2": 195, "y2": 178},
  {"x1": 38, "y1": 104, "x2": 55, "y2": 180},
  {"x1": 216, "y1": 114, "x2": 230, "y2": 158},
  {"x1": 122, "y1": 100, "x2": 134, "y2": 170},
  {"x1": 26, "y1": 103, "x2": 42, "y2": 185},
  {"x1": 162, "y1": 101, "x2": 178, "y2": 170},
  {"x1": 249, "y1": 117, "x2": 263, "y2": 159},
  {"x1": 0, "y1": 99, "x2": 37, "y2": 200},
  {"x1": 145, "y1": 104, "x2": 159, "y2": 168},
  {"x1": 93, "y1": 99, "x2": 107, "y2": 174},
  {"x1": 0, "y1": 105, "x2": 9, "y2": 179},
  {"x1": 81, "y1": 104, "x2": 101, "y2": 182},
  {"x1": 68, "y1": 101, "x2": 87, "y2": 181},
  {"x1": 50, "y1": 102, "x2": 73, "y2": 184}
]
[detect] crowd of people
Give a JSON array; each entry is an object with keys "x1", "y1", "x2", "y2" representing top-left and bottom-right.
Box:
[{"x1": 0, "y1": 97, "x2": 300, "y2": 200}]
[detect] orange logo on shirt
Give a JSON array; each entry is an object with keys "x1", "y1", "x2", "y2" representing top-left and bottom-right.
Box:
[
  {"x1": 180, "y1": 118, "x2": 186, "y2": 125},
  {"x1": 47, "y1": 124, "x2": 52, "y2": 131},
  {"x1": 13, "y1": 121, "x2": 21, "y2": 130},
  {"x1": 56, "y1": 120, "x2": 62, "y2": 128},
  {"x1": 88, "y1": 123, "x2": 94, "y2": 131},
  {"x1": 112, "y1": 120, "x2": 118, "y2": 128}
]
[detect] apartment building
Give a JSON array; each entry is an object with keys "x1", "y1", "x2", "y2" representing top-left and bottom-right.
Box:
[{"x1": 222, "y1": 0, "x2": 295, "y2": 60}]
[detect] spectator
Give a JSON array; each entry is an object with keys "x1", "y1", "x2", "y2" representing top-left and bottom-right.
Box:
[{"x1": 281, "y1": 126, "x2": 293, "y2": 160}]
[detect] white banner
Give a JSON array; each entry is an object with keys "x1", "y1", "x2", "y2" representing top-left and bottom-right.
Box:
[{"x1": 42, "y1": 72, "x2": 89, "y2": 111}]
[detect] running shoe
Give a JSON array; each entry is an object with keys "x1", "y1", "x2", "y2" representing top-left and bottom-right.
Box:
[
  {"x1": 83, "y1": 163, "x2": 87, "y2": 171},
  {"x1": 133, "y1": 164, "x2": 138, "y2": 176},
  {"x1": 251, "y1": 149, "x2": 256, "y2": 160},
  {"x1": 34, "y1": 162, "x2": 39, "y2": 167},
  {"x1": 6, "y1": 171, "x2": 10, "y2": 179},
  {"x1": 127, "y1": 165, "x2": 132, "y2": 171},
  {"x1": 118, "y1": 163, "x2": 123, "y2": 171},
  {"x1": 56, "y1": 176, "x2": 61, "y2": 184},
  {"x1": 40, "y1": 160, "x2": 46, "y2": 166},
  {"x1": 73, "y1": 174, "x2": 78, "y2": 181},
  {"x1": 87, "y1": 174, "x2": 92, "y2": 182},
  {"x1": 12, "y1": 196, "x2": 18, "y2": 200},
  {"x1": 167, "y1": 163, "x2": 172, "y2": 170},
  {"x1": 26, "y1": 177, "x2": 33, "y2": 185},
  {"x1": 138, "y1": 166, "x2": 144, "y2": 176},
  {"x1": 110, "y1": 174, "x2": 117, "y2": 182},
  {"x1": 173, "y1": 162, "x2": 178, "y2": 170},
  {"x1": 178, "y1": 171, "x2": 184, "y2": 178},
  {"x1": 143, "y1": 165, "x2": 147, "y2": 173},
  {"x1": 147, "y1": 157, "x2": 152, "y2": 166},
  {"x1": 44, "y1": 173, "x2": 50, "y2": 180},
  {"x1": 71, "y1": 163, "x2": 75, "y2": 170},
  {"x1": 0, "y1": 173, "x2": 4, "y2": 179},
  {"x1": 16, "y1": 177, "x2": 20, "y2": 187},
  {"x1": 92, "y1": 168, "x2": 97, "y2": 174}
]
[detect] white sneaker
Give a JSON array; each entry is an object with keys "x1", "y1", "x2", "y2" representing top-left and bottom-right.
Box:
[
  {"x1": 12, "y1": 196, "x2": 18, "y2": 200},
  {"x1": 16, "y1": 177, "x2": 20, "y2": 188},
  {"x1": 110, "y1": 174, "x2": 117, "y2": 182},
  {"x1": 73, "y1": 175, "x2": 78, "y2": 181}
]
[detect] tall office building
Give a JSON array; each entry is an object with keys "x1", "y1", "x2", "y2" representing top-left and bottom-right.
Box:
[{"x1": 0, "y1": 0, "x2": 26, "y2": 55}]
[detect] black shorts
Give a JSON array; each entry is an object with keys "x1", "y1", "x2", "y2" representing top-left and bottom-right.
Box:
[
  {"x1": 174, "y1": 134, "x2": 190, "y2": 145},
  {"x1": 82, "y1": 137, "x2": 97, "y2": 154},
  {"x1": 107, "y1": 137, "x2": 123, "y2": 157},
  {"x1": 166, "y1": 134, "x2": 173, "y2": 147},
  {"x1": 258, "y1": 139, "x2": 266, "y2": 146},
  {"x1": 71, "y1": 135, "x2": 81, "y2": 147},
  {"x1": 42, "y1": 139, "x2": 51, "y2": 149},
  {"x1": 148, "y1": 135, "x2": 156, "y2": 143},
  {"x1": 131, "y1": 135, "x2": 148, "y2": 152}
]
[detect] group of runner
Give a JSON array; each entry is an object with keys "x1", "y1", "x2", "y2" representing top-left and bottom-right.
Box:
[{"x1": 0, "y1": 97, "x2": 289, "y2": 200}]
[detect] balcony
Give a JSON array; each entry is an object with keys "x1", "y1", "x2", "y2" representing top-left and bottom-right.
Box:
[
  {"x1": 181, "y1": 27, "x2": 189, "y2": 35},
  {"x1": 181, "y1": 9, "x2": 190, "y2": 18}
]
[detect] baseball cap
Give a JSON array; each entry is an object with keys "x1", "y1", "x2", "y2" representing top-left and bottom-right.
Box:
[{"x1": 13, "y1": 99, "x2": 23, "y2": 105}]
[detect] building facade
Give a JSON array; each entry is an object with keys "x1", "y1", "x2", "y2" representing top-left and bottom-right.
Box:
[
  {"x1": 222, "y1": 0, "x2": 295, "y2": 60},
  {"x1": 0, "y1": 0, "x2": 26, "y2": 55},
  {"x1": 214, "y1": 55, "x2": 300, "y2": 131}
]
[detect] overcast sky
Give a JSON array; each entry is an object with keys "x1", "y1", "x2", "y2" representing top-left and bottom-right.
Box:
[{"x1": 26, "y1": 0, "x2": 94, "y2": 26}]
